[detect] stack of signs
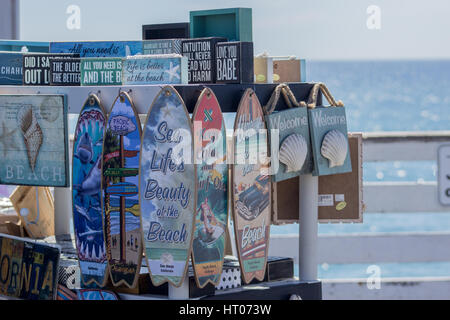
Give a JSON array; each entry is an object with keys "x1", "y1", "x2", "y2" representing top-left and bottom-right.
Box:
[
  {"x1": 143, "y1": 39, "x2": 183, "y2": 55},
  {"x1": 81, "y1": 58, "x2": 123, "y2": 86},
  {"x1": 0, "y1": 51, "x2": 23, "y2": 85},
  {"x1": 50, "y1": 58, "x2": 81, "y2": 86},
  {"x1": 191, "y1": 88, "x2": 228, "y2": 288},
  {"x1": 49, "y1": 41, "x2": 143, "y2": 57},
  {"x1": 232, "y1": 88, "x2": 271, "y2": 284},
  {"x1": 102, "y1": 92, "x2": 143, "y2": 288},
  {"x1": 182, "y1": 37, "x2": 226, "y2": 84},
  {"x1": 0, "y1": 234, "x2": 60, "y2": 300},
  {"x1": 72, "y1": 94, "x2": 108, "y2": 287},
  {"x1": 122, "y1": 54, "x2": 188, "y2": 85},
  {"x1": 23, "y1": 53, "x2": 77, "y2": 86},
  {"x1": 139, "y1": 86, "x2": 195, "y2": 287},
  {"x1": 215, "y1": 42, "x2": 253, "y2": 84},
  {"x1": 0, "y1": 95, "x2": 69, "y2": 186}
]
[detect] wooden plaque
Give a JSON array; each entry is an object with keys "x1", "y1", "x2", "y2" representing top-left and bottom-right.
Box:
[
  {"x1": 22, "y1": 53, "x2": 76, "y2": 86},
  {"x1": 0, "y1": 51, "x2": 23, "y2": 85},
  {"x1": 102, "y1": 92, "x2": 143, "y2": 288},
  {"x1": 81, "y1": 58, "x2": 123, "y2": 86},
  {"x1": 72, "y1": 94, "x2": 108, "y2": 287},
  {"x1": 139, "y1": 86, "x2": 195, "y2": 287},
  {"x1": 215, "y1": 41, "x2": 254, "y2": 84},
  {"x1": 191, "y1": 88, "x2": 228, "y2": 288},
  {"x1": 232, "y1": 88, "x2": 271, "y2": 284},
  {"x1": 49, "y1": 58, "x2": 80, "y2": 86},
  {"x1": 50, "y1": 41, "x2": 143, "y2": 57}
]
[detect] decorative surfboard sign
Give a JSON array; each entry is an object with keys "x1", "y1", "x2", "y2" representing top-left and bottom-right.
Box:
[
  {"x1": 232, "y1": 88, "x2": 271, "y2": 284},
  {"x1": 102, "y1": 91, "x2": 143, "y2": 288},
  {"x1": 139, "y1": 86, "x2": 195, "y2": 287},
  {"x1": 72, "y1": 94, "x2": 108, "y2": 287},
  {"x1": 191, "y1": 88, "x2": 228, "y2": 288}
]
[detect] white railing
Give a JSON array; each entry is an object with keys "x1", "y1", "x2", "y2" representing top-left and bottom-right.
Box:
[{"x1": 270, "y1": 131, "x2": 450, "y2": 299}]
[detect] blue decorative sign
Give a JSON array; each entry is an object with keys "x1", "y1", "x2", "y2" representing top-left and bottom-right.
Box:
[
  {"x1": 0, "y1": 51, "x2": 22, "y2": 85},
  {"x1": 50, "y1": 41, "x2": 143, "y2": 57},
  {"x1": 143, "y1": 40, "x2": 182, "y2": 55}
]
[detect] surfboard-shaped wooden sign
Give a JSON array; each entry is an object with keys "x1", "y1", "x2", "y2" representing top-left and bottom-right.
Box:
[
  {"x1": 102, "y1": 91, "x2": 143, "y2": 288},
  {"x1": 72, "y1": 94, "x2": 108, "y2": 287},
  {"x1": 232, "y1": 88, "x2": 272, "y2": 284},
  {"x1": 191, "y1": 88, "x2": 228, "y2": 288},
  {"x1": 139, "y1": 86, "x2": 195, "y2": 287}
]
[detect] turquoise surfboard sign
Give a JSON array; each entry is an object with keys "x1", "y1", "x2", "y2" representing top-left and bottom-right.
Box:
[
  {"x1": 72, "y1": 94, "x2": 108, "y2": 287},
  {"x1": 139, "y1": 86, "x2": 196, "y2": 287},
  {"x1": 102, "y1": 91, "x2": 143, "y2": 288},
  {"x1": 191, "y1": 87, "x2": 228, "y2": 288}
]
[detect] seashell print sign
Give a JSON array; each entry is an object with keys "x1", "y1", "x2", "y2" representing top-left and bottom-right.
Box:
[{"x1": 0, "y1": 95, "x2": 68, "y2": 186}]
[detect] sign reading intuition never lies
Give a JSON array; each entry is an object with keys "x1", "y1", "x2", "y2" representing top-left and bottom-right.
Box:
[
  {"x1": 23, "y1": 54, "x2": 77, "y2": 85},
  {"x1": 50, "y1": 41, "x2": 143, "y2": 57},
  {"x1": 122, "y1": 55, "x2": 188, "y2": 85},
  {"x1": 50, "y1": 58, "x2": 80, "y2": 86},
  {"x1": 81, "y1": 58, "x2": 123, "y2": 86},
  {"x1": 0, "y1": 52, "x2": 23, "y2": 85},
  {"x1": 0, "y1": 95, "x2": 69, "y2": 187}
]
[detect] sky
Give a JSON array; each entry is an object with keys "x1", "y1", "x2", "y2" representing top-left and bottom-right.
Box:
[{"x1": 17, "y1": 0, "x2": 450, "y2": 60}]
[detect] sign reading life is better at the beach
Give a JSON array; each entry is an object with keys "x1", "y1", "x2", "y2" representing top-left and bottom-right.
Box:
[
  {"x1": 81, "y1": 58, "x2": 123, "y2": 86},
  {"x1": 140, "y1": 86, "x2": 195, "y2": 287},
  {"x1": 0, "y1": 95, "x2": 68, "y2": 187}
]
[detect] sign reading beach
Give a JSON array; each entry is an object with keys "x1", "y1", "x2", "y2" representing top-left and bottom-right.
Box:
[{"x1": 139, "y1": 86, "x2": 195, "y2": 287}]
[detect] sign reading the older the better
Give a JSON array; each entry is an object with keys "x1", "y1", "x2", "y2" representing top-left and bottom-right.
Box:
[
  {"x1": 122, "y1": 55, "x2": 188, "y2": 85},
  {"x1": 143, "y1": 39, "x2": 183, "y2": 55},
  {"x1": 50, "y1": 41, "x2": 143, "y2": 57},
  {"x1": 0, "y1": 95, "x2": 68, "y2": 187},
  {"x1": 0, "y1": 52, "x2": 23, "y2": 85},
  {"x1": 216, "y1": 41, "x2": 253, "y2": 84},
  {"x1": 233, "y1": 88, "x2": 271, "y2": 284},
  {"x1": 81, "y1": 58, "x2": 123, "y2": 86},
  {"x1": 0, "y1": 234, "x2": 60, "y2": 300},
  {"x1": 140, "y1": 86, "x2": 195, "y2": 287},
  {"x1": 50, "y1": 58, "x2": 81, "y2": 86},
  {"x1": 182, "y1": 37, "x2": 226, "y2": 83},
  {"x1": 23, "y1": 54, "x2": 76, "y2": 85}
]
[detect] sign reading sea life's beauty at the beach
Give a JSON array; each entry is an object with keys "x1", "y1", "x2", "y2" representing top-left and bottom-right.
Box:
[
  {"x1": 0, "y1": 234, "x2": 60, "y2": 300},
  {"x1": 50, "y1": 41, "x2": 143, "y2": 57},
  {"x1": 182, "y1": 37, "x2": 226, "y2": 83},
  {"x1": 23, "y1": 54, "x2": 76, "y2": 85},
  {"x1": 140, "y1": 86, "x2": 195, "y2": 287},
  {"x1": 233, "y1": 88, "x2": 271, "y2": 284},
  {"x1": 191, "y1": 88, "x2": 228, "y2": 288},
  {"x1": 0, "y1": 51, "x2": 23, "y2": 85},
  {"x1": 0, "y1": 95, "x2": 68, "y2": 186},
  {"x1": 81, "y1": 58, "x2": 123, "y2": 86},
  {"x1": 216, "y1": 41, "x2": 253, "y2": 84},
  {"x1": 50, "y1": 58, "x2": 81, "y2": 86},
  {"x1": 72, "y1": 94, "x2": 108, "y2": 287},
  {"x1": 102, "y1": 92, "x2": 142, "y2": 288},
  {"x1": 143, "y1": 39, "x2": 183, "y2": 55},
  {"x1": 122, "y1": 55, "x2": 188, "y2": 85}
]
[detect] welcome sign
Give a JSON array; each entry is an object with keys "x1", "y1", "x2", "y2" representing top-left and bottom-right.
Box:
[
  {"x1": 0, "y1": 52, "x2": 23, "y2": 85},
  {"x1": 81, "y1": 58, "x2": 123, "y2": 86}
]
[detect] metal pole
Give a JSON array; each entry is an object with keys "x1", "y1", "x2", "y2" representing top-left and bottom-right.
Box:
[
  {"x1": 13, "y1": 0, "x2": 20, "y2": 39},
  {"x1": 299, "y1": 174, "x2": 318, "y2": 281},
  {"x1": 168, "y1": 276, "x2": 189, "y2": 300}
]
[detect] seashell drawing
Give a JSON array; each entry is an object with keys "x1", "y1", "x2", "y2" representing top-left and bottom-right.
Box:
[
  {"x1": 18, "y1": 106, "x2": 43, "y2": 172},
  {"x1": 279, "y1": 134, "x2": 308, "y2": 173},
  {"x1": 320, "y1": 129, "x2": 348, "y2": 168}
]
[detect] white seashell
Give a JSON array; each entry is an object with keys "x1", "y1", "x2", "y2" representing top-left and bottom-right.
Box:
[
  {"x1": 17, "y1": 106, "x2": 43, "y2": 172},
  {"x1": 279, "y1": 134, "x2": 308, "y2": 173},
  {"x1": 320, "y1": 129, "x2": 348, "y2": 168}
]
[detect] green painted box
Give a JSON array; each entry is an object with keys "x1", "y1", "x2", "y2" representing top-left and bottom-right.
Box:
[{"x1": 190, "y1": 8, "x2": 252, "y2": 42}]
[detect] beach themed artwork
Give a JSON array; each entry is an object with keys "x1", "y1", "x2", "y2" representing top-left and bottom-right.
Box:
[
  {"x1": 72, "y1": 94, "x2": 108, "y2": 287},
  {"x1": 139, "y1": 86, "x2": 195, "y2": 287},
  {"x1": 232, "y1": 88, "x2": 271, "y2": 284},
  {"x1": 0, "y1": 234, "x2": 60, "y2": 300},
  {"x1": 102, "y1": 91, "x2": 142, "y2": 288},
  {"x1": 142, "y1": 39, "x2": 183, "y2": 55},
  {"x1": 50, "y1": 41, "x2": 143, "y2": 57},
  {"x1": 191, "y1": 88, "x2": 228, "y2": 288},
  {"x1": 77, "y1": 289, "x2": 119, "y2": 300},
  {"x1": 0, "y1": 95, "x2": 68, "y2": 187},
  {"x1": 0, "y1": 51, "x2": 23, "y2": 85}
]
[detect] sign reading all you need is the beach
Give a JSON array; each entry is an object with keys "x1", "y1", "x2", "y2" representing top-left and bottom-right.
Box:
[
  {"x1": 140, "y1": 86, "x2": 195, "y2": 287},
  {"x1": 0, "y1": 95, "x2": 68, "y2": 187},
  {"x1": 81, "y1": 58, "x2": 122, "y2": 86}
]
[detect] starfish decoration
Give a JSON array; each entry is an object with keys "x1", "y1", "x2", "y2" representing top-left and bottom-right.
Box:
[
  {"x1": 164, "y1": 62, "x2": 180, "y2": 82},
  {"x1": 0, "y1": 122, "x2": 18, "y2": 157},
  {"x1": 161, "y1": 104, "x2": 172, "y2": 117}
]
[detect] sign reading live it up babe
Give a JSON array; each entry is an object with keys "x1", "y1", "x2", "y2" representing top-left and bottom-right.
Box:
[
  {"x1": 23, "y1": 54, "x2": 77, "y2": 86},
  {"x1": 0, "y1": 95, "x2": 69, "y2": 187},
  {"x1": 0, "y1": 234, "x2": 60, "y2": 300},
  {"x1": 80, "y1": 58, "x2": 123, "y2": 86}
]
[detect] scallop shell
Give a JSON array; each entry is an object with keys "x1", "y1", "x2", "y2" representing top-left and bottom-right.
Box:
[
  {"x1": 320, "y1": 129, "x2": 348, "y2": 168},
  {"x1": 279, "y1": 134, "x2": 308, "y2": 173},
  {"x1": 17, "y1": 106, "x2": 43, "y2": 172}
]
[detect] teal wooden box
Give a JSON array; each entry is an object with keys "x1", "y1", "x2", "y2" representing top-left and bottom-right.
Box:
[
  {"x1": 190, "y1": 8, "x2": 252, "y2": 42},
  {"x1": 0, "y1": 40, "x2": 49, "y2": 53}
]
